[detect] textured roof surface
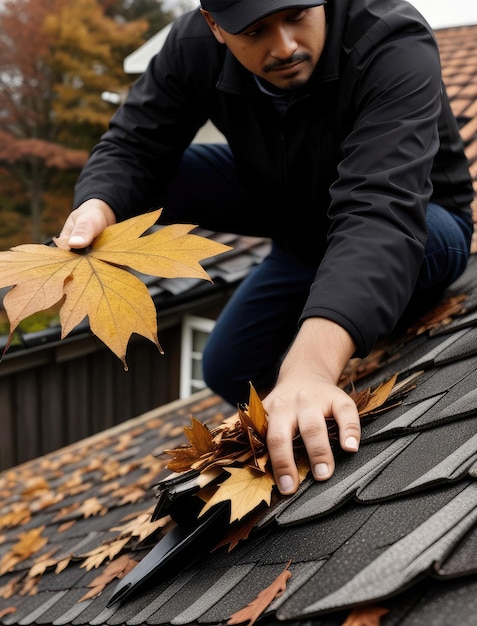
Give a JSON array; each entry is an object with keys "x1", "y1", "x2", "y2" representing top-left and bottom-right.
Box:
[{"x1": 1, "y1": 22, "x2": 477, "y2": 626}]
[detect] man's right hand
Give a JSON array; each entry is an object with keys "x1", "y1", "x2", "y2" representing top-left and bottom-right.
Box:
[{"x1": 56, "y1": 199, "x2": 117, "y2": 249}]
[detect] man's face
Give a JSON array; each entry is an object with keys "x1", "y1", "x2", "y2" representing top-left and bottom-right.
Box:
[{"x1": 202, "y1": 7, "x2": 327, "y2": 91}]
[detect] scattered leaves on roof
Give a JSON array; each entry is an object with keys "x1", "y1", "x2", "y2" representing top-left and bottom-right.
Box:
[
  {"x1": 0, "y1": 208, "x2": 232, "y2": 369},
  {"x1": 0, "y1": 440, "x2": 168, "y2": 599}
]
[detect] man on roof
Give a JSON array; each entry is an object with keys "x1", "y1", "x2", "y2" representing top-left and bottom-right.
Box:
[{"x1": 58, "y1": 0, "x2": 474, "y2": 496}]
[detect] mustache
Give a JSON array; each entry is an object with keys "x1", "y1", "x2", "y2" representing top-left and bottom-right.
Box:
[{"x1": 263, "y1": 52, "x2": 310, "y2": 72}]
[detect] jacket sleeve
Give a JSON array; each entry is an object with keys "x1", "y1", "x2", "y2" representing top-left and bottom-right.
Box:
[
  {"x1": 300, "y1": 20, "x2": 445, "y2": 356},
  {"x1": 73, "y1": 11, "x2": 217, "y2": 221}
]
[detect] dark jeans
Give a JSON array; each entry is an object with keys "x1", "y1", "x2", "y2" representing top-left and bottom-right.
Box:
[{"x1": 160, "y1": 144, "x2": 473, "y2": 406}]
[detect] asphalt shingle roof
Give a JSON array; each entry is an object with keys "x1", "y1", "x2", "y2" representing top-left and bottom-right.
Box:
[{"x1": 1, "y1": 22, "x2": 477, "y2": 626}]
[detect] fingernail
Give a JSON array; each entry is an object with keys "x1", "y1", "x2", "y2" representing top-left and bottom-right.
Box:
[
  {"x1": 278, "y1": 475, "x2": 294, "y2": 493},
  {"x1": 69, "y1": 235, "x2": 86, "y2": 245},
  {"x1": 314, "y1": 463, "x2": 329, "y2": 478},
  {"x1": 345, "y1": 436, "x2": 359, "y2": 451}
]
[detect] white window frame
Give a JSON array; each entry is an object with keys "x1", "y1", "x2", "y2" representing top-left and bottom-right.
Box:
[{"x1": 180, "y1": 315, "x2": 215, "y2": 399}]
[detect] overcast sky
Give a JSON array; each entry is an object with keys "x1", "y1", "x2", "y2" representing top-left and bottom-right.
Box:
[{"x1": 406, "y1": 0, "x2": 477, "y2": 29}]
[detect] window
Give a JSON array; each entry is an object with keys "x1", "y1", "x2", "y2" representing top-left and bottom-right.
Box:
[{"x1": 180, "y1": 315, "x2": 215, "y2": 398}]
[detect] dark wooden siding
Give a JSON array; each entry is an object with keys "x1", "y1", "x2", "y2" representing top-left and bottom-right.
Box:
[
  {"x1": 0, "y1": 294, "x2": 230, "y2": 471},
  {"x1": 0, "y1": 331, "x2": 174, "y2": 470}
]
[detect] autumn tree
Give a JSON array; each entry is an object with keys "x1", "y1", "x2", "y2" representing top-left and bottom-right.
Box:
[
  {"x1": 100, "y1": 0, "x2": 177, "y2": 39},
  {"x1": 0, "y1": 0, "x2": 149, "y2": 247}
]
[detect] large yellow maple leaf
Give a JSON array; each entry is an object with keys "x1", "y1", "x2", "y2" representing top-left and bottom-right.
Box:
[
  {"x1": 0, "y1": 209, "x2": 231, "y2": 369},
  {"x1": 200, "y1": 466, "x2": 275, "y2": 524}
]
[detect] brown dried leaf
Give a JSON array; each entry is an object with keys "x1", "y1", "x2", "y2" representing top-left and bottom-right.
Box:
[
  {"x1": 30, "y1": 492, "x2": 64, "y2": 513},
  {"x1": 352, "y1": 374, "x2": 398, "y2": 416},
  {"x1": 78, "y1": 497, "x2": 108, "y2": 518},
  {"x1": 0, "y1": 575, "x2": 23, "y2": 599},
  {"x1": 0, "y1": 527, "x2": 48, "y2": 575},
  {"x1": 78, "y1": 555, "x2": 138, "y2": 602},
  {"x1": 407, "y1": 293, "x2": 467, "y2": 336},
  {"x1": 341, "y1": 605, "x2": 390, "y2": 626},
  {"x1": 227, "y1": 561, "x2": 292, "y2": 626},
  {"x1": 20, "y1": 477, "x2": 50, "y2": 497},
  {"x1": 212, "y1": 507, "x2": 268, "y2": 553},
  {"x1": 0, "y1": 505, "x2": 31, "y2": 530},
  {"x1": 19, "y1": 576, "x2": 40, "y2": 596},
  {"x1": 80, "y1": 537, "x2": 130, "y2": 570},
  {"x1": 239, "y1": 383, "x2": 268, "y2": 438},
  {"x1": 165, "y1": 384, "x2": 266, "y2": 477},
  {"x1": 57, "y1": 520, "x2": 76, "y2": 533},
  {"x1": 184, "y1": 417, "x2": 216, "y2": 455},
  {"x1": 118, "y1": 488, "x2": 146, "y2": 505},
  {"x1": 111, "y1": 513, "x2": 167, "y2": 544},
  {"x1": 28, "y1": 547, "x2": 59, "y2": 578},
  {"x1": 55, "y1": 558, "x2": 71, "y2": 574}
]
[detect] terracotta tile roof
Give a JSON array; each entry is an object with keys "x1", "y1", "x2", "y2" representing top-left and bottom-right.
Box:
[
  {"x1": 435, "y1": 26, "x2": 477, "y2": 248},
  {"x1": 1, "y1": 22, "x2": 477, "y2": 626}
]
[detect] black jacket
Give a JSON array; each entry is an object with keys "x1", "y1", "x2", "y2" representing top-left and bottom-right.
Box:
[{"x1": 74, "y1": 0, "x2": 474, "y2": 357}]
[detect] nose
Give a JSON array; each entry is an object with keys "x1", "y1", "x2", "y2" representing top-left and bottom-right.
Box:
[{"x1": 270, "y1": 26, "x2": 298, "y2": 59}]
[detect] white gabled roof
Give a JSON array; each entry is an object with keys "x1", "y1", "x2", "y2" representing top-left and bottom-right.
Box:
[{"x1": 123, "y1": 21, "x2": 173, "y2": 74}]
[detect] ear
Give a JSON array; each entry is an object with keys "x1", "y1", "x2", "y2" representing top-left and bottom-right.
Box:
[{"x1": 200, "y1": 9, "x2": 226, "y2": 44}]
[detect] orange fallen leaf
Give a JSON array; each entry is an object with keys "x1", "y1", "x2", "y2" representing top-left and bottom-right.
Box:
[
  {"x1": 80, "y1": 537, "x2": 131, "y2": 570},
  {"x1": 78, "y1": 497, "x2": 108, "y2": 518},
  {"x1": 227, "y1": 561, "x2": 292, "y2": 626},
  {"x1": 55, "y1": 558, "x2": 72, "y2": 574},
  {"x1": 239, "y1": 383, "x2": 267, "y2": 438},
  {"x1": 0, "y1": 527, "x2": 48, "y2": 575},
  {"x1": 354, "y1": 374, "x2": 398, "y2": 416},
  {"x1": 118, "y1": 488, "x2": 147, "y2": 506},
  {"x1": 20, "y1": 477, "x2": 51, "y2": 497},
  {"x1": 19, "y1": 575, "x2": 40, "y2": 596},
  {"x1": 57, "y1": 520, "x2": 76, "y2": 533},
  {"x1": 111, "y1": 513, "x2": 167, "y2": 543},
  {"x1": 0, "y1": 505, "x2": 31, "y2": 530},
  {"x1": 184, "y1": 417, "x2": 216, "y2": 455},
  {"x1": 0, "y1": 209, "x2": 232, "y2": 369},
  {"x1": 78, "y1": 554, "x2": 138, "y2": 602},
  {"x1": 212, "y1": 507, "x2": 268, "y2": 552},
  {"x1": 342, "y1": 605, "x2": 390, "y2": 626},
  {"x1": 0, "y1": 574, "x2": 23, "y2": 599},
  {"x1": 28, "y1": 547, "x2": 60, "y2": 578}
]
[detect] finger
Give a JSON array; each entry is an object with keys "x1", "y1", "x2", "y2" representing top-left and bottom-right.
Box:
[
  {"x1": 68, "y1": 233, "x2": 91, "y2": 248},
  {"x1": 266, "y1": 402, "x2": 299, "y2": 495},
  {"x1": 56, "y1": 218, "x2": 91, "y2": 249},
  {"x1": 297, "y1": 410, "x2": 335, "y2": 482},
  {"x1": 66, "y1": 217, "x2": 97, "y2": 248},
  {"x1": 332, "y1": 395, "x2": 361, "y2": 453}
]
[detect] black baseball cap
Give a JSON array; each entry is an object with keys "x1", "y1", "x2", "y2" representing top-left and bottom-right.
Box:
[{"x1": 200, "y1": 0, "x2": 326, "y2": 34}]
